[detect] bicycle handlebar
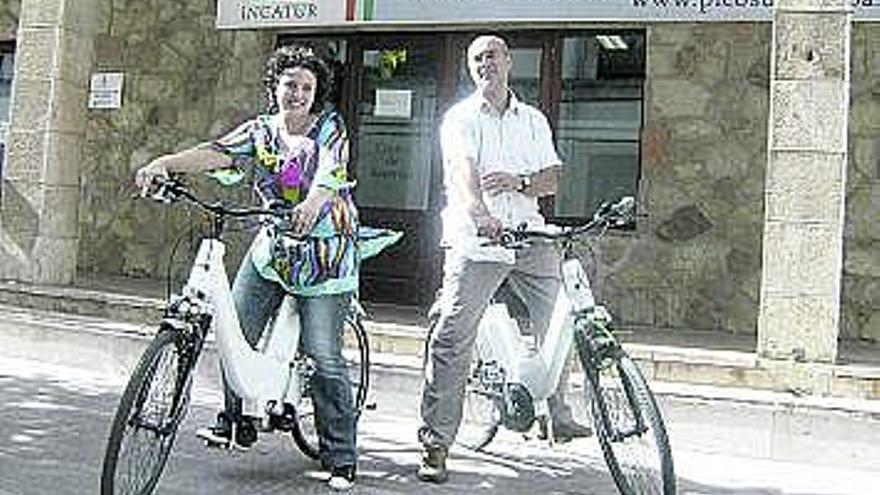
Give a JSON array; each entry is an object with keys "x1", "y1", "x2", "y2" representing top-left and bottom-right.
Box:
[
  {"x1": 492, "y1": 196, "x2": 636, "y2": 249},
  {"x1": 146, "y1": 176, "x2": 292, "y2": 220}
]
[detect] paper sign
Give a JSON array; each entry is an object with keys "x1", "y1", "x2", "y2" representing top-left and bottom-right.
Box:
[
  {"x1": 374, "y1": 89, "x2": 412, "y2": 118},
  {"x1": 88, "y1": 72, "x2": 124, "y2": 109}
]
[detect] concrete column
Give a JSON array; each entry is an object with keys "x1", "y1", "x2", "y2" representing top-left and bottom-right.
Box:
[
  {"x1": 0, "y1": 0, "x2": 98, "y2": 283},
  {"x1": 758, "y1": 0, "x2": 851, "y2": 364}
]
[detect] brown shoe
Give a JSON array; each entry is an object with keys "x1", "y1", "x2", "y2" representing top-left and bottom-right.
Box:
[{"x1": 417, "y1": 444, "x2": 448, "y2": 483}]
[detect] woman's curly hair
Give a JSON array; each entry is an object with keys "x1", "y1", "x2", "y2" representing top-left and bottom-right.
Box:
[{"x1": 263, "y1": 44, "x2": 333, "y2": 115}]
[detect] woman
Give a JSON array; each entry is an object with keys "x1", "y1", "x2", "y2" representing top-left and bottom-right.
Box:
[{"x1": 134, "y1": 45, "x2": 360, "y2": 491}]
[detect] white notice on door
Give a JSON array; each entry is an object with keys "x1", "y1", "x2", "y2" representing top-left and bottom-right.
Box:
[
  {"x1": 374, "y1": 89, "x2": 412, "y2": 118},
  {"x1": 88, "y1": 72, "x2": 124, "y2": 109}
]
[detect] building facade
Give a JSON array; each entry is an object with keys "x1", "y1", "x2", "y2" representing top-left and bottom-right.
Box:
[{"x1": 0, "y1": 0, "x2": 877, "y2": 360}]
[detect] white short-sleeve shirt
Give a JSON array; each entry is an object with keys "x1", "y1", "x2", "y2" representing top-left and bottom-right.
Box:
[{"x1": 440, "y1": 92, "x2": 562, "y2": 260}]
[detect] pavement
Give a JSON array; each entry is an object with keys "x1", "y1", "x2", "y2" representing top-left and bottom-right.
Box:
[
  {"x1": 1, "y1": 353, "x2": 880, "y2": 495},
  {"x1": 1, "y1": 275, "x2": 879, "y2": 401},
  {"x1": 1, "y1": 276, "x2": 880, "y2": 494}
]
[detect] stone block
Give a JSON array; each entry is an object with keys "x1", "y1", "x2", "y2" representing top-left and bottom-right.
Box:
[
  {"x1": 774, "y1": 12, "x2": 849, "y2": 80},
  {"x1": 843, "y1": 243, "x2": 880, "y2": 278},
  {"x1": 775, "y1": 0, "x2": 851, "y2": 12},
  {"x1": 850, "y1": 94, "x2": 880, "y2": 134},
  {"x1": 765, "y1": 151, "x2": 845, "y2": 223},
  {"x1": 647, "y1": 23, "x2": 699, "y2": 46},
  {"x1": 5, "y1": 130, "x2": 81, "y2": 187},
  {"x1": 94, "y1": 34, "x2": 126, "y2": 69},
  {"x1": 844, "y1": 185, "x2": 880, "y2": 240},
  {"x1": 19, "y1": 0, "x2": 63, "y2": 27},
  {"x1": 1, "y1": 177, "x2": 40, "y2": 212},
  {"x1": 849, "y1": 136, "x2": 880, "y2": 181},
  {"x1": 49, "y1": 79, "x2": 88, "y2": 134},
  {"x1": 757, "y1": 295, "x2": 840, "y2": 362},
  {"x1": 726, "y1": 27, "x2": 772, "y2": 84},
  {"x1": 14, "y1": 27, "x2": 58, "y2": 80},
  {"x1": 0, "y1": 180, "x2": 39, "y2": 254},
  {"x1": 771, "y1": 79, "x2": 848, "y2": 153},
  {"x1": 648, "y1": 80, "x2": 712, "y2": 119},
  {"x1": 58, "y1": 30, "x2": 95, "y2": 85},
  {"x1": 761, "y1": 221, "x2": 844, "y2": 296},
  {"x1": 31, "y1": 236, "x2": 77, "y2": 284},
  {"x1": 2, "y1": 133, "x2": 42, "y2": 184},
  {"x1": 37, "y1": 185, "x2": 79, "y2": 239},
  {"x1": 59, "y1": 0, "x2": 102, "y2": 36},
  {"x1": 8, "y1": 77, "x2": 52, "y2": 132}
]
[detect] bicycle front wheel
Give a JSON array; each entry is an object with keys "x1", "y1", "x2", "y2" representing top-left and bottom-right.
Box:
[
  {"x1": 101, "y1": 329, "x2": 191, "y2": 495},
  {"x1": 585, "y1": 352, "x2": 676, "y2": 495},
  {"x1": 290, "y1": 316, "x2": 369, "y2": 459}
]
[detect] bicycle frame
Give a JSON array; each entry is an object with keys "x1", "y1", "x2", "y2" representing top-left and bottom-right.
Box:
[
  {"x1": 185, "y1": 234, "x2": 303, "y2": 420},
  {"x1": 474, "y1": 254, "x2": 599, "y2": 415}
]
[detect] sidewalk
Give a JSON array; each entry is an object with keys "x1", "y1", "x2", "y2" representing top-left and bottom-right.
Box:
[{"x1": 1, "y1": 275, "x2": 879, "y2": 407}]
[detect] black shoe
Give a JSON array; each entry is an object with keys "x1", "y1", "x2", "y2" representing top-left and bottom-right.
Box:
[
  {"x1": 417, "y1": 444, "x2": 448, "y2": 483},
  {"x1": 539, "y1": 418, "x2": 593, "y2": 443},
  {"x1": 195, "y1": 412, "x2": 257, "y2": 450},
  {"x1": 328, "y1": 465, "x2": 356, "y2": 491}
]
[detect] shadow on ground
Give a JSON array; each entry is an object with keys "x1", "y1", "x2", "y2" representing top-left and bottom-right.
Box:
[{"x1": 0, "y1": 366, "x2": 838, "y2": 495}]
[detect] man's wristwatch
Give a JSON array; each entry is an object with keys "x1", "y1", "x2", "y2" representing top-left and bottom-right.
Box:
[{"x1": 517, "y1": 174, "x2": 531, "y2": 193}]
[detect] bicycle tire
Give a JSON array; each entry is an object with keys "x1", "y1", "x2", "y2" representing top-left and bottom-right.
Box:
[
  {"x1": 290, "y1": 316, "x2": 369, "y2": 459},
  {"x1": 455, "y1": 343, "x2": 503, "y2": 451},
  {"x1": 585, "y1": 352, "x2": 676, "y2": 495},
  {"x1": 100, "y1": 329, "x2": 192, "y2": 495}
]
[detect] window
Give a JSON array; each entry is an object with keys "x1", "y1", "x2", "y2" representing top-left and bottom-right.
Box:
[
  {"x1": 554, "y1": 31, "x2": 644, "y2": 222},
  {"x1": 0, "y1": 42, "x2": 13, "y2": 180}
]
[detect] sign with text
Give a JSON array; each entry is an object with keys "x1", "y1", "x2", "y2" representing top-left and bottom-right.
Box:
[
  {"x1": 217, "y1": 0, "x2": 879, "y2": 28},
  {"x1": 354, "y1": 121, "x2": 431, "y2": 211},
  {"x1": 88, "y1": 72, "x2": 124, "y2": 109},
  {"x1": 374, "y1": 89, "x2": 412, "y2": 118},
  {"x1": 216, "y1": 0, "x2": 347, "y2": 28}
]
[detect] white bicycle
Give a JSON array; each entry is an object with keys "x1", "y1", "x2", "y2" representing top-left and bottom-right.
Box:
[
  {"x1": 457, "y1": 197, "x2": 676, "y2": 495},
  {"x1": 100, "y1": 177, "x2": 390, "y2": 495}
]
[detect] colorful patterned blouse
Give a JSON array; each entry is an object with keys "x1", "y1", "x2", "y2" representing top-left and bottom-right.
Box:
[{"x1": 208, "y1": 109, "x2": 360, "y2": 297}]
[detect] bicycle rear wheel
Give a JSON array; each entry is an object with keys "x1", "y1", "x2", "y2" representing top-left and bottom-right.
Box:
[
  {"x1": 101, "y1": 329, "x2": 191, "y2": 495},
  {"x1": 585, "y1": 352, "x2": 675, "y2": 495},
  {"x1": 290, "y1": 317, "x2": 369, "y2": 459}
]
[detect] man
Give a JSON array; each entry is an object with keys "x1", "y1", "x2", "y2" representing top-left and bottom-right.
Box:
[{"x1": 417, "y1": 34, "x2": 591, "y2": 483}]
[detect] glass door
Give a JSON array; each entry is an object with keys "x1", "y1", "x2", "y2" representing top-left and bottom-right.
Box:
[{"x1": 350, "y1": 36, "x2": 447, "y2": 305}]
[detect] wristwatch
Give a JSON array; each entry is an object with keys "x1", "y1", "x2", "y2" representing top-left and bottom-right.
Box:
[{"x1": 517, "y1": 174, "x2": 531, "y2": 193}]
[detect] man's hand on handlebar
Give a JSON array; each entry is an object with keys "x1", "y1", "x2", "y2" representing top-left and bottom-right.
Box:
[
  {"x1": 475, "y1": 213, "x2": 503, "y2": 239},
  {"x1": 134, "y1": 160, "x2": 170, "y2": 197}
]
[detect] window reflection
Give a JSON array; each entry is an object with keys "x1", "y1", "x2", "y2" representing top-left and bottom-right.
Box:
[
  {"x1": 556, "y1": 32, "x2": 644, "y2": 221},
  {"x1": 356, "y1": 44, "x2": 437, "y2": 211},
  {"x1": 0, "y1": 45, "x2": 14, "y2": 180}
]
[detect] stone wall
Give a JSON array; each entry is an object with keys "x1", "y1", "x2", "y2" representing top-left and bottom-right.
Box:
[
  {"x1": 0, "y1": 1, "x2": 19, "y2": 40},
  {"x1": 843, "y1": 22, "x2": 880, "y2": 341},
  {"x1": 70, "y1": 5, "x2": 878, "y2": 341},
  {"x1": 78, "y1": 0, "x2": 274, "y2": 282},
  {"x1": 592, "y1": 23, "x2": 771, "y2": 336}
]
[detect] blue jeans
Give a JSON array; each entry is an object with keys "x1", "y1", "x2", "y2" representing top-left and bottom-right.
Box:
[{"x1": 224, "y1": 243, "x2": 357, "y2": 469}]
